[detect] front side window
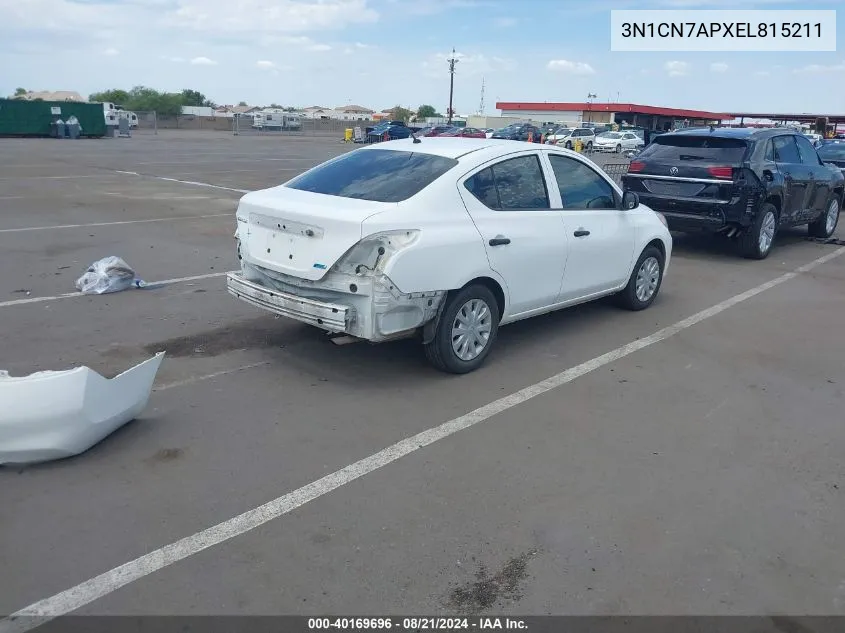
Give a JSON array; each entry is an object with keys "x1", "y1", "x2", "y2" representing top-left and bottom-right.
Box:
[
  {"x1": 548, "y1": 154, "x2": 616, "y2": 210},
  {"x1": 465, "y1": 155, "x2": 550, "y2": 210},
  {"x1": 286, "y1": 149, "x2": 458, "y2": 203},
  {"x1": 795, "y1": 135, "x2": 822, "y2": 166}
]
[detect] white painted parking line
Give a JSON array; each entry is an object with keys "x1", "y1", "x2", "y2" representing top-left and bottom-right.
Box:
[
  {"x1": 0, "y1": 214, "x2": 231, "y2": 234},
  {"x1": 154, "y1": 362, "x2": 271, "y2": 392},
  {"x1": 114, "y1": 170, "x2": 249, "y2": 194},
  {"x1": 0, "y1": 272, "x2": 229, "y2": 309},
  {"x1": 2, "y1": 245, "x2": 843, "y2": 633}
]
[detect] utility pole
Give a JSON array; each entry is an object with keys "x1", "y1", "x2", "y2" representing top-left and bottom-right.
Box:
[
  {"x1": 447, "y1": 48, "x2": 459, "y2": 124},
  {"x1": 586, "y1": 92, "x2": 597, "y2": 123},
  {"x1": 478, "y1": 77, "x2": 485, "y2": 115}
]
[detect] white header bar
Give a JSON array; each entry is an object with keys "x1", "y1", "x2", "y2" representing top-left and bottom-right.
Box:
[{"x1": 610, "y1": 10, "x2": 836, "y2": 52}]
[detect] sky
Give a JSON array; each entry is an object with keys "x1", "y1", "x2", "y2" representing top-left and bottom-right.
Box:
[{"x1": 1, "y1": 0, "x2": 843, "y2": 115}]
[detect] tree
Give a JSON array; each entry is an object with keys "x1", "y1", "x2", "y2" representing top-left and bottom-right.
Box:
[
  {"x1": 416, "y1": 104, "x2": 441, "y2": 119},
  {"x1": 89, "y1": 89, "x2": 130, "y2": 105},
  {"x1": 14, "y1": 87, "x2": 27, "y2": 97},
  {"x1": 238, "y1": 101, "x2": 248, "y2": 107},
  {"x1": 181, "y1": 89, "x2": 215, "y2": 108},
  {"x1": 269, "y1": 103, "x2": 283, "y2": 109},
  {"x1": 390, "y1": 105, "x2": 413, "y2": 122}
]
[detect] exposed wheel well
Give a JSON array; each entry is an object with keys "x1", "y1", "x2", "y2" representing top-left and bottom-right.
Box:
[
  {"x1": 834, "y1": 186, "x2": 844, "y2": 205},
  {"x1": 463, "y1": 276, "x2": 506, "y2": 318},
  {"x1": 764, "y1": 195, "x2": 782, "y2": 218}
]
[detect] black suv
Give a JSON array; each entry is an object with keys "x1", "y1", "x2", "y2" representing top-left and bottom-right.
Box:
[
  {"x1": 491, "y1": 123, "x2": 544, "y2": 143},
  {"x1": 622, "y1": 128, "x2": 844, "y2": 259}
]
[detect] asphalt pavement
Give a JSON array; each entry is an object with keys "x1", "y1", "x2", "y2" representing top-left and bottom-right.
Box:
[{"x1": 1, "y1": 131, "x2": 844, "y2": 623}]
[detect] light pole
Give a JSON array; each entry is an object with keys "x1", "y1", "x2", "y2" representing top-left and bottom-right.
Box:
[{"x1": 447, "y1": 48, "x2": 459, "y2": 124}]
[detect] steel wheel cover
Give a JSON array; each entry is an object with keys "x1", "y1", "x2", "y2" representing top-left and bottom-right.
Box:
[
  {"x1": 451, "y1": 298, "x2": 492, "y2": 361},
  {"x1": 635, "y1": 256, "x2": 660, "y2": 302}
]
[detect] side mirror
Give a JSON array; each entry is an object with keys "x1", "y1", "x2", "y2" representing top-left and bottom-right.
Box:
[{"x1": 622, "y1": 190, "x2": 639, "y2": 210}]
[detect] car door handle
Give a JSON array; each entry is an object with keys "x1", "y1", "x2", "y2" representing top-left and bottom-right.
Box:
[
  {"x1": 573, "y1": 229, "x2": 590, "y2": 237},
  {"x1": 489, "y1": 237, "x2": 511, "y2": 246}
]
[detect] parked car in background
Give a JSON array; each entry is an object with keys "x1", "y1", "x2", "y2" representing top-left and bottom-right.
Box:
[
  {"x1": 440, "y1": 127, "x2": 487, "y2": 139},
  {"x1": 424, "y1": 125, "x2": 457, "y2": 137},
  {"x1": 492, "y1": 123, "x2": 544, "y2": 142},
  {"x1": 550, "y1": 127, "x2": 595, "y2": 150},
  {"x1": 594, "y1": 131, "x2": 644, "y2": 153},
  {"x1": 482, "y1": 128, "x2": 495, "y2": 138},
  {"x1": 817, "y1": 139, "x2": 845, "y2": 177},
  {"x1": 228, "y1": 138, "x2": 672, "y2": 373},
  {"x1": 545, "y1": 127, "x2": 572, "y2": 145},
  {"x1": 413, "y1": 126, "x2": 433, "y2": 137},
  {"x1": 366, "y1": 121, "x2": 413, "y2": 142},
  {"x1": 622, "y1": 127, "x2": 844, "y2": 259}
]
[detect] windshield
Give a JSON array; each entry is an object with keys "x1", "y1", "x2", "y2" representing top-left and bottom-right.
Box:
[
  {"x1": 818, "y1": 143, "x2": 845, "y2": 160},
  {"x1": 598, "y1": 132, "x2": 622, "y2": 139},
  {"x1": 285, "y1": 149, "x2": 458, "y2": 203},
  {"x1": 638, "y1": 135, "x2": 749, "y2": 163}
]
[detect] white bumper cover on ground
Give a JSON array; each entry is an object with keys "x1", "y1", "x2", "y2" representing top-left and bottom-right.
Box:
[{"x1": 0, "y1": 352, "x2": 165, "y2": 465}]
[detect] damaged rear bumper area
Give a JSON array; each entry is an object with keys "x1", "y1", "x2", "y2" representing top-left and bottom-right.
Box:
[{"x1": 227, "y1": 263, "x2": 445, "y2": 342}]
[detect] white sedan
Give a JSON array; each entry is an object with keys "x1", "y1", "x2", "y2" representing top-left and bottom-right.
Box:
[
  {"x1": 228, "y1": 138, "x2": 672, "y2": 373},
  {"x1": 593, "y1": 131, "x2": 644, "y2": 153}
]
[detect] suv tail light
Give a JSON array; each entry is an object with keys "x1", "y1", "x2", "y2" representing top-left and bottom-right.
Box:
[
  {"x1": 707, "y1": 166, "x2": 734, "y2": 180},
  {"x1": 628, "y1": 161, "x2": 645, "y2": 173}
]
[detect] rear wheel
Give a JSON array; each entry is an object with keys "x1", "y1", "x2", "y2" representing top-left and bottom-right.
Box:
[
  {"x1": 808, "y1": 195, "x2": 840, "y2": 238},
  {"x1": 424, "y1": 285, "x2": 500, "y2": 374},
  {"x1": 565, "y1": 141, "x2": 573, "y2": 149},
  {"x1": 616, "y1": 246, "x2": 664, "y2": 311},
  {"x1": 738, "y1": 203, "x2": 778, "y2": 259}
]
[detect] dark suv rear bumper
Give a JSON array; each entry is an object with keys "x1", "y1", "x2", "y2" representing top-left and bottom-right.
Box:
[{"x1": 623, "y1": 176, "x2": 757, "y2": 233}]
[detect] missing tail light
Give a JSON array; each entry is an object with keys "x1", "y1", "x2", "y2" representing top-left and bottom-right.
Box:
[
  {"x1": 628, "y1": 161, "x2": 645, "y2": 173},
  {"x1": 707, "y1": 166, "x2": 734, "y2": 180}
]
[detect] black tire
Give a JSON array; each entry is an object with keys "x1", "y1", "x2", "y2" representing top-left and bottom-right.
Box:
[
  {"x1": 615, "y1": 144, "x2": 622, "y2": 153},
  {"x1": 616, "y1": 246, "x2": 665, "y2": 311},
  {"x1": 738, "y1": 203, "x2": 778, "y2": 259},
  {"x1": 424, "y1": 284, "x2": 500, "y2": 374},
  {"x1": 808, "y1": 194, "x2": 840, "y2": 238},
  {"x1": 565, "y1": 141, "x2": 573, "y2": 149},
  {"x1": 586, "y1": 141, "x2": 593, "y2": 150}
]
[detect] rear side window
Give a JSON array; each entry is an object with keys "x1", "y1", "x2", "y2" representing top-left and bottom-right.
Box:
[
  {"x1": 285, "y1": 149, "x2": 458, "y2": 203},
  {"x1": 639, "y1": 135, "x2": 749, "y2": 163},
  {"x1": 772, "y1": 136, "x2": 800, "y2": 163},
  {"x1": 465, "y1": 155, "x2": 550, "y2": 210}
]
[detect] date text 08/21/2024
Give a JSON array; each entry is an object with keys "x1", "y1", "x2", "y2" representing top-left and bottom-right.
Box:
[
  {"x1": 307, "y1": 617, "x2": 528, "y2": 630},
  {"x1": 620, "y1": 22, "x2": 823, "y2": 39}
]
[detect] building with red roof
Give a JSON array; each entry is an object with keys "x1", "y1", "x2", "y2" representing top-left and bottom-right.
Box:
[{"x1": 496, "y1": 101, "x2": 729, "y2": 131}]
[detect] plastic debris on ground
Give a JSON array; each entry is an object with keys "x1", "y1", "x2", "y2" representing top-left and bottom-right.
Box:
[
  {"x1": 75, "y1": 256, "x2": 146, "y2": 294},
  {"x1": 0, "y1": 352, "x2": 165, "y2": 465}
]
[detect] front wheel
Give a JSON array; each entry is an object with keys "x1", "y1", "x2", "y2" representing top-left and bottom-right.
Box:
[
  {"x1": 615, "y1": 144, "x2": 622, "y2": 153},
  {"x1": 738, "y1": 203, "x2": 778, "y2": 259},
  {"x1": 808, "y1": 195, "x2": 840, "y2": 238},
  {"x1": 586, "y1": 141, "x2": 593, "y2": 150},
  {"x1": 565, "y1": 141, "x2": 573, "y2": 149},
  {"x1": 616, "y1": 246, "x2": 665, "y2": 311},
  {"x1": 424, "y1": 284, "x2": 500, "y2": 374}
]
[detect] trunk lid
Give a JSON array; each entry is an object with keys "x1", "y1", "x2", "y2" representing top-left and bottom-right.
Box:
[
  {"x1": 624, "y1": 135, "x2": 749, "y2": 199},
  {"x1": 238, "y1": 187, "x2": 389, "y2": 281}
]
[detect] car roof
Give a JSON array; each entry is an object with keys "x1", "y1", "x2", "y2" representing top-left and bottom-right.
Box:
[
  {"x1": 361, "y1": 137, "x2": 519, "y2": 159},
  {"x1": 662, "y1": 127, "x2": 797, "y2": 139}
]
